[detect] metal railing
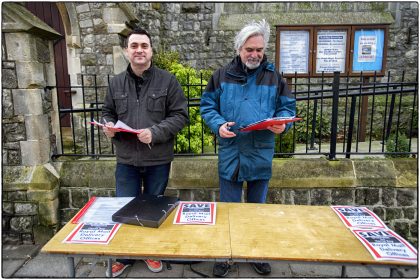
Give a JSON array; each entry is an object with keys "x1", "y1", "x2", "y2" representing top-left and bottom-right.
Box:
[{"x1": 50, "y1": 71, "x2": 418, "y2": 159}]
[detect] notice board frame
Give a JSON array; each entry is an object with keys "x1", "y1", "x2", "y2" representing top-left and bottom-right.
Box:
[{"x1": 275, "y1": 24, "x2": 389, "y2": 78}]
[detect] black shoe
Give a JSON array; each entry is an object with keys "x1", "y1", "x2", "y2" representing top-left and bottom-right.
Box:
[
  {"x1": 251, "y1": 262, "x2": 271, "y2": 275},
  {"x1": 213, "y1": 262, "x2": 230, "y2": 277}
]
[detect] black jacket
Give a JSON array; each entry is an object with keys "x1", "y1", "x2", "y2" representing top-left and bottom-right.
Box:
[{"x1": 102, "y1": 64, "x2": 188, "y2": 166}]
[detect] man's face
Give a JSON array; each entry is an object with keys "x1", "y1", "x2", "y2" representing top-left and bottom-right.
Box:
[
  {"x1": 125, "y1": 34, "x2": 153, "y2": 68},
  {"x1": 239, "y1": 35, "x2": 265, "y2": 69}
]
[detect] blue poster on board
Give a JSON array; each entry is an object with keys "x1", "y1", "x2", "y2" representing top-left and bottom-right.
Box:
[{"x1": 352, "y1": 29, "x2": 385, "y2": 72}]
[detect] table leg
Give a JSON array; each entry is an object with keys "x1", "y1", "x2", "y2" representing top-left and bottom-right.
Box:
[
  {"x1": 341, "y1": 265, "x2": 347, "y2": 277},
  {"x1": 107, "y1": 258, "x2": 113, "y2": 278},
  {"x1": 67, "y1": 257, "x2": 75, "y2": 278}
]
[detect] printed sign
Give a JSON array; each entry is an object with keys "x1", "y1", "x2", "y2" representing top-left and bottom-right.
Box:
[
  {"x1": 352, "y1": 228, "x2": 417, "y2": 263},
  {"x1": 316, "y1": 30, "x2": 347, "y2": 73},
  {"x1": 174, "y1": 202, "x2": 216, "y2": 225}
]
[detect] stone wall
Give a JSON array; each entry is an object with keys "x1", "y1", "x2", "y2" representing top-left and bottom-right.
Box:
[{"x1": 68, "y1": 2, "x2": 418, "y2": 81}]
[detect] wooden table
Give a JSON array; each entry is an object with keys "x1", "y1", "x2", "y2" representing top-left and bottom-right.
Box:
[{"x1": 42, "y1": 202, "x2": 416, "y2": 277}]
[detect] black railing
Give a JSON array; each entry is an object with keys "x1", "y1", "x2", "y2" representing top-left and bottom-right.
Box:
[{"x1": 50, "y1": 71, "x2": 418, "y2": 159}]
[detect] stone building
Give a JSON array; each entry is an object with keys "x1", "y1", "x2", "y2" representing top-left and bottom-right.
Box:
[{"x1": 1, "y1": 2, "x2": 418, "y2": 245}]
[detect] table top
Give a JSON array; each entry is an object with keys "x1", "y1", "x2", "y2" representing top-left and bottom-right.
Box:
[
  {"x1": 42, "y1": 202, "x2": 231, "y2": 260},
  {"x1": 42, "y1": 202, "x2": 415, "y2": 266}
]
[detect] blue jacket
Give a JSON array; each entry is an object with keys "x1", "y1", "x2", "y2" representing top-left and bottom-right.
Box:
[{"x1": 200, "y1": 56, "x2": 296, "y2": 181}]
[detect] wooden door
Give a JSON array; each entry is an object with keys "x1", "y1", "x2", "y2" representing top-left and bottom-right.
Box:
[{"x1": 25, "y1": 2, "x2": 71, "y2": 126}]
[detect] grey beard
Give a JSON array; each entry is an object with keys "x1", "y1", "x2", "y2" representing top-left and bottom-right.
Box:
[{"x1": 245, "y1": 61, "x2": 260, "y2": 69}]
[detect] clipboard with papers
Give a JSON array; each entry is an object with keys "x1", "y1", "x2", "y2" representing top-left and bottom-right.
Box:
[
  {"x1": 89, "y1": 119, "x2": 140, "y2": 134},
  {"x1": 239, "y1": 117, "x2": 302, "y2": 132}
]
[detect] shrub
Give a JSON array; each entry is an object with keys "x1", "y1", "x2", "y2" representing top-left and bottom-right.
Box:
[
  {"x1": 275, "y1": 129, "x2": 294, "y2": 158},
  {"x1": 385, "y1": 133, "x2": 410, "y2": 158},
  {"x1": 154, "y1": 50, "x2": 214, "y2": 153}
]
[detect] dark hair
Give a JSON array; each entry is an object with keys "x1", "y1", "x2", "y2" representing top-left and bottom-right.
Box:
[{"x1": 125, "y1": 28, "x2": 152, "y2": 48}]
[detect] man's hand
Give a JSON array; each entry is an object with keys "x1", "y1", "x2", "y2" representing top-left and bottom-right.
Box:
[
  {"x1": 219, "y1": 122, "x2": 236, "y2": 138},
  {"x1": 267, "y1": 124, "x2": 286, "y2": 134},
  {"x1": 103, "y1": 122, "x2": 116, "y2": 138},
  {"x1": 137, "y1": 128, "x2": 152, "y2": 144}
]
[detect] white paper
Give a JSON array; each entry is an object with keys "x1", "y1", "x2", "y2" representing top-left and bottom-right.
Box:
[
  {"x1": 75, "y1": 197, "x2": 133, "y2": 224},
  {"x1": 114, "y1": 120, "x2": 137, "y2": 132}
]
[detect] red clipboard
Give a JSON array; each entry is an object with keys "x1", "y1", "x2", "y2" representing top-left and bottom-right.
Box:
[{"x1": 239, "y1": 117, "x2": 302, "y2": 132}]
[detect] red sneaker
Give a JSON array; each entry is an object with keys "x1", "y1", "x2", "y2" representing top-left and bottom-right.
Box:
[
  {"x1": 144, "y1": 259, "x2": 163, "y2": 273},
  {"x1": 106, "y1": 262, "x2": 131, "y2": 277}
]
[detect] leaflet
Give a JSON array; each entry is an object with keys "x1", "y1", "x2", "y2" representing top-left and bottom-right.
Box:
[
  {"x1": 173, "y1": 202, "x2": 216, "y2": 225},
  {"x1": 331, "y1": 205, "x2": 417, "y2": 263},
  {"x1": 352, "y1": 228, "x2": 417, "y2": 263},
  {"x1": 331, "y1": 205, "x2": 387, "y2": 229},
  {"x1": 89, "y1": 119, "x2": 140, "y2": 134},
  {"x1": 63, "y1": 223, "x2": 121, "y2": 245},
  {"x1": 72, "y1": 197, "x2": 133, "y2": 224}
]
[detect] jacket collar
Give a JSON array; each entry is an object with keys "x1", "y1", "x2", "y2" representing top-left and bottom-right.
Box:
[{"x1": 126, "y1": 63, "x2": 153, "y2": 83}]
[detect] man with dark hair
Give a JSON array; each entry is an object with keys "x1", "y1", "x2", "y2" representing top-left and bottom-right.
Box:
[
  {"x1": 200, "y1": 19, "x2": 296, "y2": 277},
  {"x1": 102, "y1": 27, "x2": 188, "y2": 277}
]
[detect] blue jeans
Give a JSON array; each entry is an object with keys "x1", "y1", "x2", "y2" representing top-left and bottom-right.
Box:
[
  {"x1": 115, "y1": 162, "x2": 171, "y2": 197},
  {"x1": 115, "y1": 162, "x2": 171, "y2": 265},
  {"x1": 219, "y1": 177, "x2": 269, "y2": 203}
]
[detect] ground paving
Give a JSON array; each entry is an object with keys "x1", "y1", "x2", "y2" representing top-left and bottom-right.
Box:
[{"x1": 3, "y1": 244, "x2": 418, "y2": 278}]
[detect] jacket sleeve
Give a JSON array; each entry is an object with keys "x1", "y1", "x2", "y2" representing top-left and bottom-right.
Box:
[
  {"x1": 150, "y1": 75, "x2": 189, "y2": 144},
  {"x1": 200, "y1": 70, "x2": 227, "y2": 136},
  {"x1": 275, "y1": 76, "x2": 296, "y2": 132}
]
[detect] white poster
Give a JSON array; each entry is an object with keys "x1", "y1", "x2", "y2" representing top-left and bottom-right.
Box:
[
  {"x1": 316, "y1": 30, "x2": 347, "y2": 73},
  {"x1": 279, "y1": 30, "x2": 310, "y2": 74},
  {"x1": 357, "y1": 35, "x2": 377, "y2": 62}
]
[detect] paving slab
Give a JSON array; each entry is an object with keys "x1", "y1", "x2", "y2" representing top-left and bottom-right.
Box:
[
  {"x1": 126, "y1": 259, "x2": 184, "y2": 278},
  {"x1": 183, "y1": 261, "x2": 214, "y2": 277},
  {"x1": 2, "y1": 259, "x2": 28, "y2": 278},
  {"x1": 237, "y1": 261, "x2": 293, "y2": 278},
  {"x1": 12, "y1": 253, "x2": 72, "y2": 278},
  {"x1": 289, "y1": 262, "x2": 342, "y2": 277}
]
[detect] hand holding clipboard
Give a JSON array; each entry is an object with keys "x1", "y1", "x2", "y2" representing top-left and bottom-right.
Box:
[{"x1": 239, "y1": 117, "x2": 302, "y2": 132}]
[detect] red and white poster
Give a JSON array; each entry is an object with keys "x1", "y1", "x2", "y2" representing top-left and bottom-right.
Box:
[
  {"x1": 173, "y1": 202, "x2": 216, "y2": 225},
  {"x1": 63, "y1": 223, "x2": 121, "y2": 245},
  {"x1": 331, "y1": 206, "x2": 387, "y2": 229},
  {"x1": 352, "y1": 228, "x2": 417, "y2": 263}
]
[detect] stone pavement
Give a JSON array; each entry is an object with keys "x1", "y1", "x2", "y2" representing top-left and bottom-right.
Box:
[{"x1": 3, "y1": 243, "x2": 418, "y2": 278}]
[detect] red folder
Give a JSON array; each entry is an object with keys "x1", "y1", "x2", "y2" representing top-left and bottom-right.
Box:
[{"x1": 239, "y1": 117, "x2": 302, "y2": 132}]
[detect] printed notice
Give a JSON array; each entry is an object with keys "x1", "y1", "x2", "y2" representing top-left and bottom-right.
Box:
[
  {"x1": 72, "y1": 197, "x2": 133, "y2": 224},
  {"x1": 357, "y1": 35, "x2": 377, "y2": 62},
  {"x1": 63, "y1": 223, "x2": 121, "y2": 244},
  {"x1": 279, "y1": 30, "x2": 310, "y2": 74},
  {"x1": 331, "y1": 206, "x2": 387, "y2": 229},
  {"x1": 316, "y1": 30, "x2": 347, "y2": 73},
  {"x1": 174, "y1": 202, "x2": 216, "y2": 225},
  {"x1": 352, "y1": 228, "x2": 417, "y2": 263}
]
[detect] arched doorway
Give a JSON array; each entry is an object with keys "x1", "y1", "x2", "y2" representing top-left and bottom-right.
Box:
[{"x1": 24, "y1": 2, "x2": 71, "y2": 127}]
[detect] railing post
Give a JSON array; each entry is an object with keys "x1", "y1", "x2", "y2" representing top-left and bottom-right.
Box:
[
  {"x1": 346, "y1": 96, "x2": 357, "y2": 159},
  {"x1": 90, "y1": 110, "x2": 95, "y2": 157},
  {"x1": 329, "y1": 72, "x2": 340, "y2": 160}
]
